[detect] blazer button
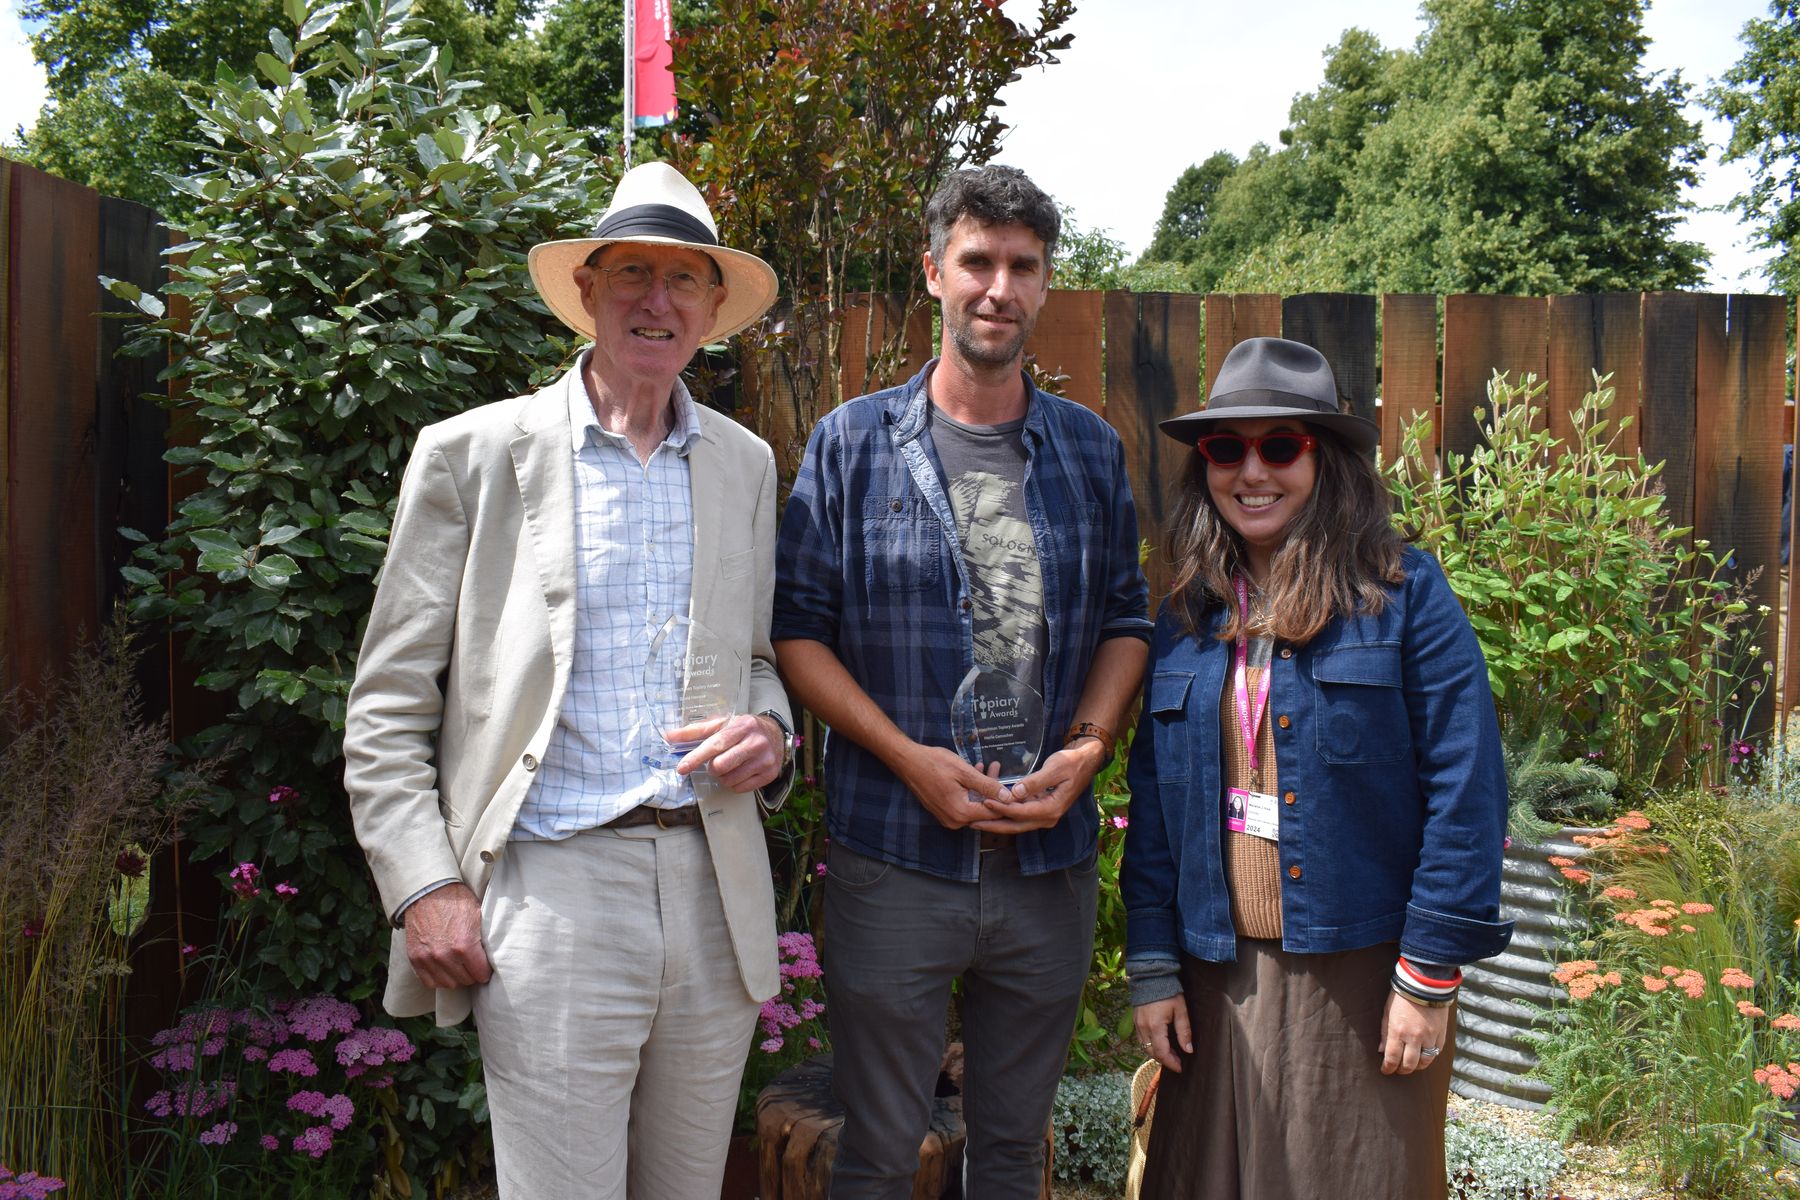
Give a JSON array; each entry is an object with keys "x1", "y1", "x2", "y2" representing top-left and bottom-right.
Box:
[
  {"x1": 1283, "y1": 791, "x2": 1296, "y2": 806},
  {"x1": 523, "y1": 753, "x2": 538, "y2": 771},
  {"x1": 1288, "y1": 864, "x2": 1302, "y2": 880},
  {"x1": 1277, "y1": 715, "x2": 1291, "y2": 729},
  {"x1": 479, "y1": 848, "x2": 498, "y2": 864}
]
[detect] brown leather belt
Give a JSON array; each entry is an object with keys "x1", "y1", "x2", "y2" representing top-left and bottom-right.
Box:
[
  {"x1": 978, "y1": 831, "x2": 1014, "y2": 853},
  {"x1": 604, "y1": 804, "x2": 702, "y2": 830}
]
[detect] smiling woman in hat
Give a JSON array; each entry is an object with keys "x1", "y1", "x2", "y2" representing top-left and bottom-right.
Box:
[
  {"x1": 345, "y1": 162, "x2": 797, "y2": 1200},
  {"x1": 1119, "y1": 337, "x2": 1511, "y2": 1198}
]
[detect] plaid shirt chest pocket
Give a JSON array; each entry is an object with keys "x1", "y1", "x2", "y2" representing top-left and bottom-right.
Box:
[{"x1": 859, "y1": 494, "x2": 944, "y2": 595}]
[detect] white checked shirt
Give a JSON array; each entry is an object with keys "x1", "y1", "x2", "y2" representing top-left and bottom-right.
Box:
[{"x1": 512, "y1": 355, "x2": 701, "y2": 840}]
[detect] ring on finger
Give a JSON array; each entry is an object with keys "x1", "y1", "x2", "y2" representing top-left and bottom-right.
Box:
[{"x1": 1420, "y1": 1046, "x2": 1441, "y2": 1058}]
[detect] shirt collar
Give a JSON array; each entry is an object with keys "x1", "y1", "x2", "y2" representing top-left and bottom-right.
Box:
[
  {"x1": 894, "y1": 357, "x2": 1045, "y2": 450},
  {"x1": 566, "y1": 350, "x2": 703, "y2": 457}
]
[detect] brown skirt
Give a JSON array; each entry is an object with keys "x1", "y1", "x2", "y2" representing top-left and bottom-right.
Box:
[{"x1": 1140, "y1": 940, "x2": 1453, "y2": 1200}]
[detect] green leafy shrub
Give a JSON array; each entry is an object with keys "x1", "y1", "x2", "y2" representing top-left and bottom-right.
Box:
[
  {"x1": 1389, "y1": 371, "x2": 1757, "y2": 790},
  {"x1": 1050, "y1": 1072, "x2": 1130, "y2": 1193},
  {"x1": 104, "y1": 0, "x2": 608, "y2": 1185},
  {"x1": 1503, "y1": 728, "x2": 1618, "y2": 845},
  {"x1": 1443, "y1": 1115, "x2": 1565, "y2": 1199}
]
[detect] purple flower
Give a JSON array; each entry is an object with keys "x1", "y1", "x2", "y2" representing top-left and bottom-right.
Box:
[
  {"x1": 180, "y1": 943, "x2": 198, "y2": 958},
  {"x1": 759, "y1": 1036, "x2": 784, "y2": 1053},
  {"x1": 1729, "y1": 739, "x2": 1755, "y2": 765},
  {"x1": 20, "y1": 919, "x2": 41, "y2": 940},
  {"x1": 806, "y1": 1037, "x2": 822, "y2": 1050},
  {"x1": 0, "y1": 1167, "x2": 67, "y2": 1198},
  {"x1": 267, "y1": 785, "x2": 300, "y2": 807},
  {"x1": 814, "y1": 863, "x2": 827, "y2": 877},
  {"x1": 115, "y1": 849, "x2": 148, "y2": 878},
  {"x1": 197, "y1": 1121, "x2": 237, "y2": 1147},
  {"x1": 274, "y1": 882, "x2": 299, "y2": 898},
  {"x1": 1109, "y1": 815, "x2": 1129, "y2": 829},
  {"x1": 335, "y1": 1025, "x2": 415, "y2": 1075},
  {"x1": 259, "y1": 1135, "x2": 279, "y2": 1152},
  {"x1": 292, "y1": 1125, "x2": 335, "y2": 1159},
  {"x1": 288, "y1": 1090, "x2": 355, "y2": 1130},
  {"x1": 267, "y1": 1048, "x2": 320, "y2": 1077},
  {"x1": 283, "y1": 996, "x2": 360, "y2": 1042},
  {"x1": 228, "y1": 862, "x2": 261, "y2": 899}
]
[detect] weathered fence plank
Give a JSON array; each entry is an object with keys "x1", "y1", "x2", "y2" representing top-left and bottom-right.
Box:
[
  {"x1": 1442, "y1": 295, "x2": 1547, "y2": 461},
  {"x1": 1204, "y1": 293, "x2": 1281, "y2": 394},
  {"x1": 1546, "y1": 294, "x2": 1643, "y2": 458},
  {"x1": 1024, "y1": 289, "x2": 1104, "y2": 413},
  {"x1": 838, "y1": 294, "x2": 931, "y2": 403},
  {"x1": 1639, "y1": 292, "x2": 1700, "y2": 536},
  {"x1": 1103, "y1": 291, "x2": 1200, "y2": 602},
  {"x1": 1283, "y1": 293, "x2": 1377, "y2": 426},
  {"x1": 1694, "y1": 294, "x2": 1787, "y2": 738},
  {"x1": 1379, "y1": 294, "x2": 1439, "y2": 462},
  {"x1": 4, "y1": 163, "x2": 101, "y2": 698}
]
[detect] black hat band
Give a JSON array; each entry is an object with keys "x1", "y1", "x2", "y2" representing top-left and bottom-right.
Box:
[{"x1": 592, "y1": 203, "x2": 718, "y2": 246}]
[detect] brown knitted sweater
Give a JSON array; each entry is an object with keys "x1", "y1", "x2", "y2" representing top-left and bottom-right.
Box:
[{"x1": 1223, "y1": 638, "x2": 1282, "y2": 939}]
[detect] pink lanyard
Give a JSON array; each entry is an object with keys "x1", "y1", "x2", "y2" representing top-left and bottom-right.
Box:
[{"x1": 1233, "y1": 576, "x2": 1271, "y2": 781}]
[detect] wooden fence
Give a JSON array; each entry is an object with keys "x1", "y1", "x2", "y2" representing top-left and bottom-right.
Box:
[
  {"x1": 2, "y1": 154, "x2": 1795, "y2": 828},
  {"x1": 828, "y1": 289, "x2": 1795, "y2": 737}
]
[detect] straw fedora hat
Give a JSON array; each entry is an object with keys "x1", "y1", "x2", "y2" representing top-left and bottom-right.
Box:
[
  {"x1": 1159, "y1": 336, "x2": 1379, "y2": 453},
  {"x1": 527, "y1": 162, "x2": 778, "y2": 345}
]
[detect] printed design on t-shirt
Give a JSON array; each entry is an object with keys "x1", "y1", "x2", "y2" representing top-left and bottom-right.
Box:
[{"x1": 946, "y1": 469, "x2": 1044, "y2": 671}]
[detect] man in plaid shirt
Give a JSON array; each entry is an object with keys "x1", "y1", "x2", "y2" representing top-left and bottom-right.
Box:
[{"x1": 773, "y1": 165, "x2": 1150, "y2": 1199}]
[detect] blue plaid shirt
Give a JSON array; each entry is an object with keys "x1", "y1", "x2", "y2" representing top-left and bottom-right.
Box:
[{"x1": 774, "y1": 361, "x2": 1151, "y2": 881}]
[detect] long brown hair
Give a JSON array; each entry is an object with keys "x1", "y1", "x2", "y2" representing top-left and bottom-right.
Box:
[{"x1": 1164, "y1": 423, "x2": 1406, "y2": 644}]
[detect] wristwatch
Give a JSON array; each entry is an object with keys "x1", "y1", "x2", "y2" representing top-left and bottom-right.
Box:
[{"x1": 759, "y1": 709, "x2": 798, "y2": 771}]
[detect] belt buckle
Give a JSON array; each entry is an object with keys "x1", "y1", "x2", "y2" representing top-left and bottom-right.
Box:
[{"x1": 655, "y1": 806, "x2": 675, "y2": 830}]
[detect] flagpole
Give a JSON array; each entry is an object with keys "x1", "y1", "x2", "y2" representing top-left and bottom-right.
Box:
[{"x1": 622, "y1": 0, "x2": 635, "y2": 167}]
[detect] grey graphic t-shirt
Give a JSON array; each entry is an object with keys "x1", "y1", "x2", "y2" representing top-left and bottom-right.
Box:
[{"x1": 929, "y1": 405, "x2": 1048, "y2": 700}]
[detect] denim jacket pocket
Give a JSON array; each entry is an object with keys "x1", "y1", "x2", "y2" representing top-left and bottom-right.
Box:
[
  {"x1": 1147, "y1": 670, "x2": 1196, "y2": 783},
  {"x1": 1310, "y1": 642, "x2": 1409, "y2": 764}
]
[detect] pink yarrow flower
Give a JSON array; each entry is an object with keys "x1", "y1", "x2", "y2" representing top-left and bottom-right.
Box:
[{"x1": 228, "y1": 862, "x2": 261, "y2": 899}]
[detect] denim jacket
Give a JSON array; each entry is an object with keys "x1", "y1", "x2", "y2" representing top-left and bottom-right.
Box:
[
  {"x1": 774, "y1": 361, "x2": 1152, "y2": 881},
  {"x1": 1121, "y1": 547, "x2": 1512, "y2": 966}
]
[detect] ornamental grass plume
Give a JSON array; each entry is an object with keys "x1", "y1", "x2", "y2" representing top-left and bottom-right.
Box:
[{"x1": 0, "y1": 618, "x2": 208, "y2": 1192}]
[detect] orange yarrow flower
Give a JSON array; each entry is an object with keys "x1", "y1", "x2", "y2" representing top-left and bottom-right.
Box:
[
  {"x1": 1560, "y1": 867, "x2": 1593, "y2": 883},
  {"x1": 1719, "y1": 968, "x2": 1755, "y2": 990},
  {"x1": 1547, "y1": 856, "x2": 1577, "y2": 868},
  {"x1": 1642, "y1": 976, "x2": 1669, "y2": 993},
  {"x1": 1755, "y1": 1063, "x2": 1800, "y2": 1102},
  {"x1": 1771, "y1": 1013, "x2": 1800, "y2": 1031},
  {"x1": 1738, "y1": 1001, "x2": 1767, "y2": 1018},
  {"x1": 1601, "y1": 886, "x2": 1638, "y2": 901},
  {"x1": 1681, "y1": 902, "x2": 1715, "y2": 915}
]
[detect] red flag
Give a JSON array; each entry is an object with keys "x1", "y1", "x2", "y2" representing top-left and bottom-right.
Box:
[{"x1": 633, "y1": 0, "x2": 676, "y2": 128}]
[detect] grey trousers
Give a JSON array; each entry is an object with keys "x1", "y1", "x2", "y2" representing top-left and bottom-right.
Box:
[
  {"x1": 472, "y1": 824, "x2": 760, "y2": 1200},
  {"x1": 822, "y1": 839, "x2": 1098, "y2": 1199}
]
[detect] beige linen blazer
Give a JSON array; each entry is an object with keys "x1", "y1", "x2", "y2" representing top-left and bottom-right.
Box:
[{"x1": 344, "y1": 365, "x2": 790, "y2": 1026}]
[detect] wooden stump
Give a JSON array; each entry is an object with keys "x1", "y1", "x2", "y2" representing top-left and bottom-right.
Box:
[{"x1": 754, "y1": 1052, "x2": 1051, "y2": 1200}]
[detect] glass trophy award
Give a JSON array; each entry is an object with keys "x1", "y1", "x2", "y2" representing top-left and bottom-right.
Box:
[
  {"x1": 950, "y1": 664, "x2": 1045, "y2": 785},
  {"x1": 640, "y1": 615, "x2": 746, "y2": 778}
]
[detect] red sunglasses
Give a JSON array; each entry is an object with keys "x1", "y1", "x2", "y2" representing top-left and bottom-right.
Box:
[{"x1": 1194, "y1": 431, "x2": 1318, "y2": 468}]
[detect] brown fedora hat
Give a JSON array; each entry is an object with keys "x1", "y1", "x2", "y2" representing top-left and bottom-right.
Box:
[{"x1": 1159, "y1": 337, "x2": 1379, "y2": 453}]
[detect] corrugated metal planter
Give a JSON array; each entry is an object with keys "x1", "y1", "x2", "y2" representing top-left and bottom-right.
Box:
[{"x1": 1450, "y1": 828, "x2": 1594, "y2": 1111}]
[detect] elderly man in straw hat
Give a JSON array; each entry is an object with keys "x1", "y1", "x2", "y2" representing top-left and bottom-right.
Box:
[{"x1": 345, "y1": 162, "x2": 797, "y2": 1198}]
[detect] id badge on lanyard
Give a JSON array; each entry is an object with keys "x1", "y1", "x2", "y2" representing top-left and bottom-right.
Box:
[{"x1": 1228, "y1": 576, "x2": 1279, "y2": 843}]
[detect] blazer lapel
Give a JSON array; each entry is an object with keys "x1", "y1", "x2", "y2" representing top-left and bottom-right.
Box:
[
  {"x1": 510, "y1": 376, "x2": 578, "y2": 680},
  {"x1": 687, "y1": 418, "x2": 724, "y2": 630}
]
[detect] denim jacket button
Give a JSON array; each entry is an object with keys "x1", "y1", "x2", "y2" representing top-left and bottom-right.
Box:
[
  {"x1": 890, "y1": 499, "x2": 902, "y2": 512},
  {"x1": 1283, "y1": 791, "x2": 1296, "y2": 806},
  {"x1": 1277, "y1": 714, "x2": 1291, "y2": 729},
  {"x1": 960, "y1": 598, "x2": 972, "y2": 612},
  {"x1": 1279, "y1": 647, "x2": 1293, "y2": 659},
  {"x1": 1288, "y1": 864, "x2": 1302, "y2": 879}
]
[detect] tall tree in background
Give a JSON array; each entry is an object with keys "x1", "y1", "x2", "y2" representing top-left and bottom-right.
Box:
[
  {"x1": 9, "y1": 0, "x2": 714, "y2": 213},
  {"x1": 1140, "y1": 0, "x2": 1706, "y2": 294},
  {"x1": 1711, "y1": 2, "x2": 1800, "y2": 293},
  {"x1": 667, "y1": 0, "x2": 1074, "y2": 478}
]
